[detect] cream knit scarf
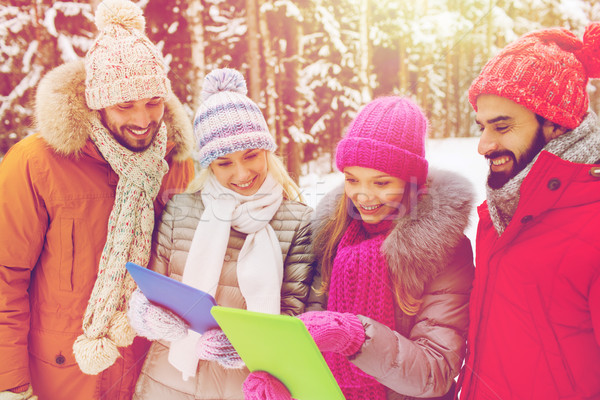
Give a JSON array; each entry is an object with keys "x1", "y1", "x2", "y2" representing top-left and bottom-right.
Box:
[
  {"x1": 168, "y1": 173, "x2": 284, "y2": 380},
  {"x1": 73, "y1": 119, "x2": 169, "y2": 375},
  {"x1": 488, "y1": 111, "x2": 600, "y2": 235}
]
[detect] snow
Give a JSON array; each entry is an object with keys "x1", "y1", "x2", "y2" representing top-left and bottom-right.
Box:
[{"x1": 299, "y1": 137, "x2": 488, "y2": 246}]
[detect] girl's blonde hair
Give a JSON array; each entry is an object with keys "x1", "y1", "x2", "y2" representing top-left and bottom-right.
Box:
[
  {"x1": 185, "y1": 151, "x2": 304, "y2": 203},
  {"x1": 314, "y1": 183, "x2": 423, "y2": 316}
]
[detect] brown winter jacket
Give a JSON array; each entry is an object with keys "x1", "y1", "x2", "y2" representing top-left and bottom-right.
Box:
[
  {"x1": 309, "y1": 168, "x2": 475, "y2": 399},
  {"x1": 0, "y1": 60, "x2": 195, "y2": 400},
  {"x1": 133, "y1": 191, "x2": 315, "y2": 400}
]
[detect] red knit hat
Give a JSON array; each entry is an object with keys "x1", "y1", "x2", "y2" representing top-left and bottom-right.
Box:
[
  {"x1": 335, "y1": 96, "x2": 428, "y2": 185},
  {"x1": 469, "y1": 22, "x2": 600, "y2": 129}
]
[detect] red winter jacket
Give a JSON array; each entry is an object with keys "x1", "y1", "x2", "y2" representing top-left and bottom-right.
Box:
[{"x1": 459, "y1": 151, "x2": 600, "y2": 399}]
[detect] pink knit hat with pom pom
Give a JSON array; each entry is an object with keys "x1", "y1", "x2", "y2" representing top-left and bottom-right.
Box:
[
  {"x1": 85, "y1": 0, "x2": 171, "y2": 110},
  {"x1": 469, "y1": 22, "x2": 600, "y2": 129},
  {"x1": 336, "y1": 96, "x2": 429, "y2": 185}
]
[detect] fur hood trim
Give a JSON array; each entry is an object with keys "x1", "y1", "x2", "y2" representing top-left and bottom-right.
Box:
[
  {"x1": 34, "y1": 60, "x2": 194, "y2": 161},
  {"x1": 312, "y1": 168, "x2": 475, "y2": 295}
]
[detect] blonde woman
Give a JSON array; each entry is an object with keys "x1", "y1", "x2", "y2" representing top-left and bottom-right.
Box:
[{"x1": 128, "y1": 68, "x2": 315, "y2": 400}]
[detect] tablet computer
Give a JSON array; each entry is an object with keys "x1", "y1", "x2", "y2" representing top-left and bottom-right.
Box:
[
  {"x1": 126, "y1": 262, "x2": 219, "y2": 334},
  {"x1": 211, "y1": 306, "x2": 344, "y2": 400}
]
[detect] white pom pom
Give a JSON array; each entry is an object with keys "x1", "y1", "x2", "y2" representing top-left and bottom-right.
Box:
[
  {"x1": 73, "y1": 334, "x2": 120, "y2": 375},
  {"x1": 201, "y1": 68, "x2": 248, "y2": 101},
  {"x1": 95, "y1": 0, "x2": 145, "y2": 32}
]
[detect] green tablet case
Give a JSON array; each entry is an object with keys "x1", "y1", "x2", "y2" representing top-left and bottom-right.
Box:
[{"x1": 211, "y1": 306, "x2": 345, "y2": 400}]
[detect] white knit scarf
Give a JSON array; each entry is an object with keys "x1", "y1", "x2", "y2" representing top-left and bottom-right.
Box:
[
  {"x1": 168, "y1": 173, "x2": 284, "y2": 379},
  {"x1": 487, "y1": 111, "x2": 600, "y2": 235},
  {"x1": 73, "y1": 119, "x2": 168, "y2": 375}
]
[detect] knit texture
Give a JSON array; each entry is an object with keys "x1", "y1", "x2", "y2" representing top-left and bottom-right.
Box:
[
  {"x1": 193, "y1": 68, "x2": 276, "y2": 167},
  {"x1": 72, "y1": 119, "x2": 168, "y2": 375},
  {"x1": 127, "y1": 288, "x2": 188, "y2": 342},
  {"x1": 85, "y1": 0, "x2": 170, "y2": 110},
  {"x1": 195, "y1": 329, "x2": 245, "y2": 369},
  {"x1": 325, "y1": 219, "x2": 395, "y2": 400},
  {"x1": 469, "y1": 22, "x2": 600, "y2": 130},
  {"x1": 243, "y1": 371, "x2": 292, "y2": 400},
  {"x1": 298, "y1": 311, "x2": 365, "y2": 356},
  {"x1": 336, "y1": 96, "x2": 428, "y2": 185}
]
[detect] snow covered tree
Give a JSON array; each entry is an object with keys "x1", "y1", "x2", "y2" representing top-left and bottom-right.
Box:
[{"x1": 1, "y1": 1, "x2": 93, "y2": 154}]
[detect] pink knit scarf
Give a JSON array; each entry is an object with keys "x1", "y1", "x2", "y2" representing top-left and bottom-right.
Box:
[{"x1": 326, "y1": 218, "x2": 396, "y2": 400}]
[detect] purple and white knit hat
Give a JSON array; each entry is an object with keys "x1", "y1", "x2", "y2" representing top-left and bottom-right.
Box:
[
  {"x1": 85, "y1": 0, "x2": 171, "y2": 110},
  {"x1": 194, "y1": 68, "x2": 277, "y2": 168}
]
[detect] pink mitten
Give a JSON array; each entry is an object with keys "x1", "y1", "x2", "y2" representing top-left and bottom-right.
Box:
[
  {"x1": 298, "y1": 311, "x2": 365, "y2": 356},
  {"x1": 196, "y1": 329, "x2": 245, "y2": 369},
  {"x1": 242, "y1": 371, "x2": 292, "y2": 400},
  {"x1": 127, "y1": 288, "x2": 188, "y2": 341}
]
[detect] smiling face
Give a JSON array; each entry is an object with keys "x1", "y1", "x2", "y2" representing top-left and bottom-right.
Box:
[
  {"x1": 210, "y1": 148, "x2": 269, "y2": 195},
  {"x1": 475, "y1": 94, "x2": 548, "y2": 189},
  {"x1": 100, "y1": 97, "x2": 165, "y2": 152},
  {"x1": 344, "y1": 166, "x2": 407, "y2": 224}
]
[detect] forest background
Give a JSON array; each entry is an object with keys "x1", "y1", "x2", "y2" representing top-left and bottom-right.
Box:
[{"x1": 2, "y1": 0, "x2": 600, "y2": 180}]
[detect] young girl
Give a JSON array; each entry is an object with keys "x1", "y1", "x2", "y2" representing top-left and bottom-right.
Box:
[
  {"x1": 128, "y1": 68, "x2": 315, "y2": 400},
  {"x1": 243, "y1": 96, "x2": 475, "y2": 400}
]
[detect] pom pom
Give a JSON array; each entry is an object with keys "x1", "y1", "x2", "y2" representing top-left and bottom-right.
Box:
[
  {"x1": 95, "y1": 0, "x2": 145, "y2": 32},
  {"x1": 579, "y1": 22, "x2": 600, "y2": 79},
  {"x1": 73, "y1": 334, "x2": 120, "y2": 375},
  {"x1": 201, "y1": 68, "x2": 248, "y2": 101},
  {"x1": 107, "y1": 310, "x2": 136, "y2": 347}
]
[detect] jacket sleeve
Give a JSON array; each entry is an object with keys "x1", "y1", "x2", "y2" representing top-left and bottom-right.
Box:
[
  {"x1": 149, "y1": 196, "x2": 179, "y2": 276},
  {"x1": 591, "y1": 271, "x2": 600, "y2": 346},
  {"x1": 155, "y1": 158, "x2": 195, "y2": 218},
  {"x1": 0, "y1": 145, "x2": 48, "y2": 391},
  {"x1": 280, "y1": 206, "x2": 316, "y2": 316},
  {"x1": 305, "y1": 263, "x2": 327, "y2": 312},
  {"x1": 351, "y1": 237, "x2": 474, "y2": 397}
]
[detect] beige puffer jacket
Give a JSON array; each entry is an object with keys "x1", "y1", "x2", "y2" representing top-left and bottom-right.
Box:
[{"x1": 134, "y1": 191, "x2": 315, "y2": 400}]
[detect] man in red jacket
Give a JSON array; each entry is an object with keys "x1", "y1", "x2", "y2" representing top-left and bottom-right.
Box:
[
  {"x1": 0, "y1": 0, "x2": 194, "y2": 399},
  {"x1": 458, "y1": 24, "x2": 600, "y2": 399}
]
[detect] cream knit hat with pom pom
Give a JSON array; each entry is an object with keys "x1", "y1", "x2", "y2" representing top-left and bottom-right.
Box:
[{"x1": 85, "y1": 0, "x2": 170, "y2": 110}]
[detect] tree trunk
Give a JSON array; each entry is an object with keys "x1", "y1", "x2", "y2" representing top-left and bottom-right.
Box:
[
  {"x1": 486, "y1": 0, "x2": 494, "y2": 59},
  {"x1": 258, "y1": 0, "x2": 278, "y2": 143},
  {"x1": 398, "y1": 36, "x2": 408, "y2": 94},
  {"x1": 245, "y1": 0, "x2": 261, "y2": 101},
  {"x1": 453, "y1": 43, "x2": 462, "y2": 137},
  {"x1": 186, "y1": 0, "x2": 206, "y2": 111},
  {"x1": 359, "y1": 0, "x2": 371, "y2": 102},
  {"x1": 444, "y1": 49, "x2": 451, "y2": 138},
  {"x1": 281, "y1": 10, "x2": 304, "y2": 184}
]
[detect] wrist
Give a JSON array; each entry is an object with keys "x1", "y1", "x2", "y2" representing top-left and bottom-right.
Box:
[{"x1": 340, "y1": 313, "x2": 365, "y2": 356}]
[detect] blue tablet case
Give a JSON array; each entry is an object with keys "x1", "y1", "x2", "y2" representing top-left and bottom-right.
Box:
[
  {"x1": 211, "y1": 306, "x2": 345, "y2": 400},
  {"x1": 126, "y1": 262, "x2": 219, "y2": 334}
]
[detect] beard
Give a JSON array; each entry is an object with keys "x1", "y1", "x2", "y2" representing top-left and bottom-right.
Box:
[
  {"x1": 118, "y1": 120, "x2": 162, "y2": 152},
  {"x1": 487, "y1": 125, "x2": 547, "y2": 189},
  {"x1": 99, "y1": 110, "x2": 163, "y2": 153}
]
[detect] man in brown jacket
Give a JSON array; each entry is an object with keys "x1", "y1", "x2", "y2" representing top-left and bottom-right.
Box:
[{"x1": 0, "y1": 0, "x2": 194, "y2": 398}]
